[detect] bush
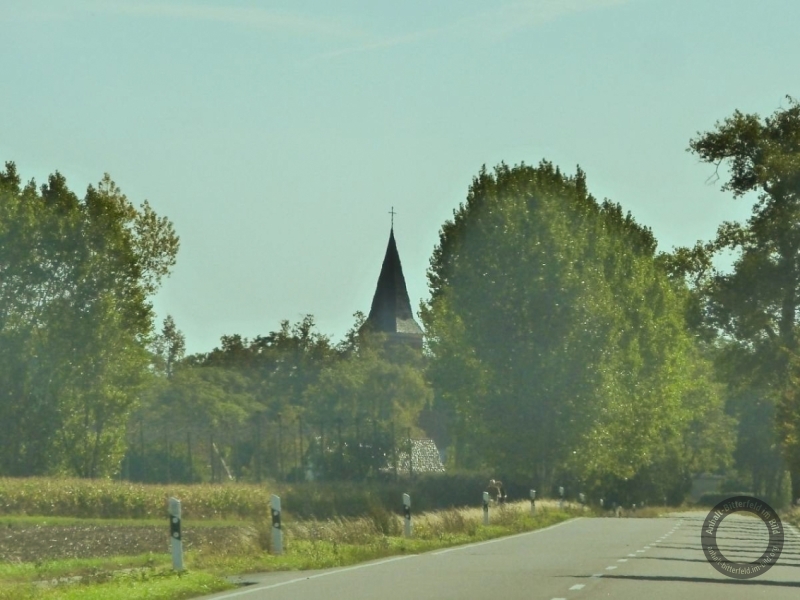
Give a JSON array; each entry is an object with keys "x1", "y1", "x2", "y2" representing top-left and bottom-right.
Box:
[{"x1": 695, "y1": 492, "x2": 753, "y2": 507}]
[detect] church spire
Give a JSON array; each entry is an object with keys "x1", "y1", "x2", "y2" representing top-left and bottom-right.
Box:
[{"x1": 362, "y1": 227, "x2": 423, "y2": 346}]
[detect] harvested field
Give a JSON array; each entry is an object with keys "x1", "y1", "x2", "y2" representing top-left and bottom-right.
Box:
[{"x1": 0, "y1": 523, "x2": 248, "y2": 562}]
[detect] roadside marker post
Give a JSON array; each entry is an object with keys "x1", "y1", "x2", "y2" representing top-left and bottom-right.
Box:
[
  {"x1": 530, "y1": 489, "x2": 536, "y2": 515},
  {"x1": 559, "y1": 486, "x2": 564, "y2": 510},
  {"x1": 403, "y1": 493, "x2": 412, "y2": 538},
  {"x1": 168, "y1": 497, "x2": 183, "y2": 571},
  {"x1": 271, "y1": 494, "x2": 283, "y2": 555},
  {"x1": 483, "y1": 491, "x2": 490, "y2": 526}
]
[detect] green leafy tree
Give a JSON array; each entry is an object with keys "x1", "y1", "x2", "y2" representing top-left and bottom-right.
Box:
[
  {"x1": 132, "y1": 365, "x2": 257, "y2": 482},
  {"x1": 422, "y1": 161, "x2": 729, "y2": 497},
  {"x1": 173, "y1": 316, "x2": 338, "y2": 480},
  {"x1": 305, "y1": 327, "x2": 432, "y2": 478},
  {"x1": 682, "y1": 97, "x2": 800, "y2": 502},
  {"x1": 152, "y1": 315, "x2": 186, "y2": 379},
  {"x1": 0, "y1": 162, "x2": 178, "y2": 477}
]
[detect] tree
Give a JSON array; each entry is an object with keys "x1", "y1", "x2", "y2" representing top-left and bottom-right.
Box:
[
  {"x1": 686, "y1": 97, "x2": 800, "y2": 502},
  {"x1": 173, "y1": 316, "x2": 339, "y2": 480},
  {"x1": 0, "y1": 162, "x2": 179, "y2": 477},
  {"x1": 152, "y1": 315, "x2": 186, "y2": 379},
  {"x1": 422, "y1": 161, "x2": 729, "y2": 497},
  {"x1": 132, "y1": 365, "x2": 257, "y2": 482},
  {"x1": 305, "y1": 327, "x2": 432, "y2": 478}
]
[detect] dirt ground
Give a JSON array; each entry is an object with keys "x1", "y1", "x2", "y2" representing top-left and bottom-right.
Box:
[{"x1": 0, "y1": 523, "x2": 251, "y2": 562}]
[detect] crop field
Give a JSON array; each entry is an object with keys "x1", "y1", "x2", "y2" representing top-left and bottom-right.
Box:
[
  {"x1": 0, "y1": 477, "x2": 584, "y2": 600},
  {"x1": 0, "y1": 473, "x2": 508, "y2": 521}
]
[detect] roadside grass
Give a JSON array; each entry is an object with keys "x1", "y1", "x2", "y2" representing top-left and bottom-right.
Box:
[
  {"x1": 192, "y1": 501, "x2": 577, "y2": 573},
  {"x1": 0, "y1": 570, "x2": 232, "y2": 600},
  {"x1": 0, "y1": 502, "x2": 579, "y2": 600},
  {"x1": 0, "y1": 554, "x2": 170, "y2": 582},
  {"x1": 594, "y1": 504, "x2": 692, "y2": 518},
  {"x1": 784, "y1": 506, "x2": 799, "y2": 530}
]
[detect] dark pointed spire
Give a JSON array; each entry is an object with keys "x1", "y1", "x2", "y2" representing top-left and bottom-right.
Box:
[{"x1": 364, "y1": 228, "x2": 423, "y2": 341}]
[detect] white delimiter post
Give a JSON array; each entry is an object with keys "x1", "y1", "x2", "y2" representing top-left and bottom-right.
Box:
[
  {"x1": 403, "y1": 493, "x2": 412, "y2": 538},
  {"x1": 530, "y1": 489, "x2": 536, "y2": 515},
  {"x1": 483, "y1": 491, "x2": 490, "y2": 526},
  {"x1": 271, "y1": 494, "x2": 283, "y2": 555},
  {"x1": 168, "y1": 497, "x2": 184, "y2": 571}
]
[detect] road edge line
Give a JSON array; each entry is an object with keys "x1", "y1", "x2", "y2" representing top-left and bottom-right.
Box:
[
  {"x1": 212, "y1": 555, "x2": 417, "y2": 599},
  {"x1": 210, "y1": 517, "x2": 584, "y2": 598},
  {"x1": 431, "y1": 517, "x2": 583, "y2": 555}
]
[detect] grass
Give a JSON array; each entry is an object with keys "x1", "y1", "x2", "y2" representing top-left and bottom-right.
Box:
[
  {"x1": 783, "y1": 506, "x2": 800, "y2": 530},
  {"x1": 0, "y1": 570, "x2": 232, "y2": 600},
  {"x1": 0, "y1": 501, "x2": 579, "y2": 600},
  {"x1": 0, "y1": 554, "x2": 170, "y2": 582}
]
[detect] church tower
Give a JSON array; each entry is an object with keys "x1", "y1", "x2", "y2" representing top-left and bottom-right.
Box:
[{"x1": 361, "y1": 227, "x2": 424, "y2": 349}]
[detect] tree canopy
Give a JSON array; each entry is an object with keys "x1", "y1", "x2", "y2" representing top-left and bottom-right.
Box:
[
  {"x1": 422, "y1": 161, "x2": 730, "y2": 500},
  {"x1": 674, "y1": 97, "x2": 800, "y2": 502},
  {"x1": 0, "y1": 162, "x2": 179, "y2": 477}
]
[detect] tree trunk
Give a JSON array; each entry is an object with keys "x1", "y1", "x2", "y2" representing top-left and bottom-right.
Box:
[{"x1": 791, "y1": 468, "x2": 800, "y2": 506}]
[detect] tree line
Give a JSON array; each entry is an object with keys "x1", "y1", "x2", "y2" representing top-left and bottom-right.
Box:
[{"x1": 1, "y1": 97, "x2": 798, "y2": 506}]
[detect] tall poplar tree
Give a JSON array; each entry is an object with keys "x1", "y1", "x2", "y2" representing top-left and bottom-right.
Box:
[{"x1": 422, "y1": 161, "x2": 729, "y2": 496}]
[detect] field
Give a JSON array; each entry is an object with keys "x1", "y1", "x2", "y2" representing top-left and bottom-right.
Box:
[{"x1": 0, "y1": 478, "x2": 582, "y2": 600}]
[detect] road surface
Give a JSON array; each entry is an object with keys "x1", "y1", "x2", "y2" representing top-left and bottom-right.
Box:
[{"x1": 201, "y1": 511, "x2": 800, "y2": 600}]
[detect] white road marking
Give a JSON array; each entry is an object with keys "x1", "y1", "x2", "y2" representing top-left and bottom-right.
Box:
[
  {"x1": 552, "y1": 598, "x2": 567, "y2": 600},
  {"x1": 213, "y1": 518, "x2": 589, "y2": 599},
  {"x1": 636, "y1": 549, "x2": 645, "y2": 553},
  {"x1": 211, "y1": 555, "x2": 417, "y2": 598},
  {"x1": 644, "y1": 545, "x2": 651, "y2": 549},
  {"x1": 432, "y1": 517, "x2": 583, "y2": 555},
  {"x1": 569, "y1": 584, "x2": 585, "y2": 590},
  {"x1": 628, "y1": 553, "x2": 636, "y2": 557},
  {"x1": 605, "y1": 565, "x2": 617, "y2": 570},
  {"x1": 617, "y1": 558, "x2": 628, "y2": 562},
  {"x1": 591, "y1": 573, "x2": 603, "y2": 578}
]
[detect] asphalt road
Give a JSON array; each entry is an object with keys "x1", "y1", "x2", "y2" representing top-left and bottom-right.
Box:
[{"x1": 202, "y1": 511, "x2": 800, "y2": 600}]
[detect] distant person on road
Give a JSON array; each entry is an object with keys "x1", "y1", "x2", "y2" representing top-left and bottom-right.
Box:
[{"x1": 487, "y1": 479, "x2": 507, "y2": 504}]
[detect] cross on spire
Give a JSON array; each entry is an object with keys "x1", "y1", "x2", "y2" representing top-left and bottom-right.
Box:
[{"x1": 389, "y1": 206, "x2": 396, "y2": 229}]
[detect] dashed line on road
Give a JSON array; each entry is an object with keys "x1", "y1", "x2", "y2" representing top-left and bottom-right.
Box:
[
  {"x1": 569, "y1": 584, "x2": 585, "y2": 590},
  {"x1": 605, "y1": 565, "x2": 617, "y2": 570},
  {"x1": 636, "y1": 549, "x2": 645, "y2": 553},
  {"x1": 617, "y1": 558, "x2": 628, "y2": 562}
]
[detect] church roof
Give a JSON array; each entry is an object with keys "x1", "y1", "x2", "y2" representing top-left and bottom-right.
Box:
[{"x1": 364, "y1": 229, "x2": 424, "y2": 336}]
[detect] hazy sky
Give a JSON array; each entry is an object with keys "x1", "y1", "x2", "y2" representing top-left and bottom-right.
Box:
[{"x1": 2, "y1": 0, "x2": 798, "y2": 354}]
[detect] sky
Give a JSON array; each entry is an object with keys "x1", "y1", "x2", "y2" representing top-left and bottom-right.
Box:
[{"x1": 2, "y1": 0, "x2": 798, "y2": 354}]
